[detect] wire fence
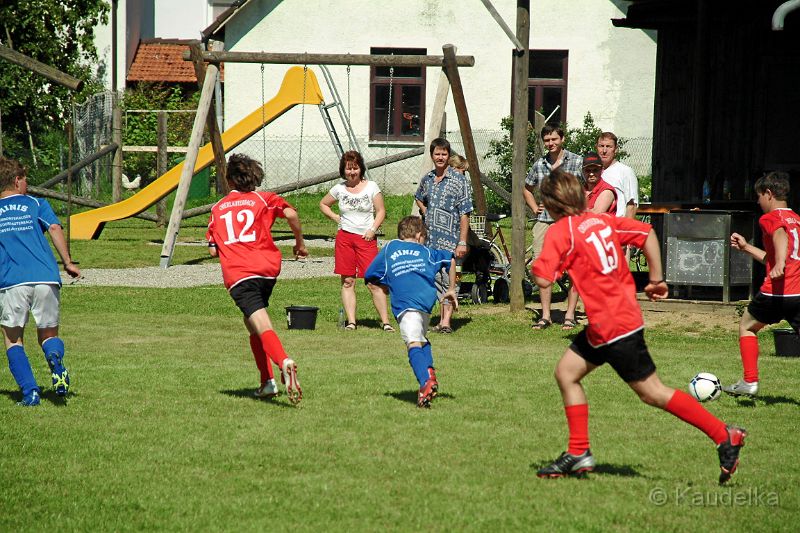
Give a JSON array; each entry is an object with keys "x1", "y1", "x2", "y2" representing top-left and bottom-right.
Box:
[{"x1": 63, "y1": 91, "x2": 653, "y2": 200}]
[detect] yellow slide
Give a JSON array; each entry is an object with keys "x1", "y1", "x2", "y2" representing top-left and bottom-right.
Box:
[{"x1": 69, "y1": 66, "x2": 325, "y2": 240}]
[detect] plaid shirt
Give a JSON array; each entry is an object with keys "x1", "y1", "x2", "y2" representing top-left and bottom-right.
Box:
[
  {"x1": 415, "y1": 167, "x2": 473, "y2": 251},
  {"x1": 525, "y1": 149, "x2": 583, "y2": 222}
]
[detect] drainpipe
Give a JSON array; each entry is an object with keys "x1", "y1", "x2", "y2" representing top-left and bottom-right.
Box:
[{"x1": 773, "y1": 0, "x2": 800, "y2": 30}]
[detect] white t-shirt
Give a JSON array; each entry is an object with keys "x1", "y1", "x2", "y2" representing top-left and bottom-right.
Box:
[
  {"x1": 601, "y1": 161, "x2": 639, "y2": 217},
  {"x1": 329, "y1": 180, "x2": 382, "y2": 234}
]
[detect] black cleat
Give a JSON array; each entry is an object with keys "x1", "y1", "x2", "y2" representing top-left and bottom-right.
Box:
[
  {"x1": 718, "y1": 426, "x2": 747, "y2": 485},
  {"x1": 537, "y1": 450, "x2": 595, "y2": 478}
]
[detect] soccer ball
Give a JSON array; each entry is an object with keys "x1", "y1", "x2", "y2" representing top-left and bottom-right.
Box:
[{"x1": 688, "y1": 372, "x2": 722, "y2": 402}]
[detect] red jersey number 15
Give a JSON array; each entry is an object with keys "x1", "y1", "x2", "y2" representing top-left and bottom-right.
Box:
[{"x1": 585, "y1": 226, "x2": 619, "y2": 275}]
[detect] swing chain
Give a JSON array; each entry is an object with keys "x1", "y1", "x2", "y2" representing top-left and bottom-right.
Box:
[
  {"x1": 383, "y1": 64, "x2": 394, "y2": 184},
  {"x1": 346, "y1": 65, "x2": 351, "y2": 131},
  {"x1": 296, "y1": 65, "x2": 308, "y2": 184},
  {"x1": 260, "y1": 64, "x2": 267, "y2": 178}
]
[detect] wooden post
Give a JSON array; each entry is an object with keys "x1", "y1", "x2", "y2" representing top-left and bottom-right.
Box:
[
  {"x1": 510, "y1": 0, "x2": 530, "y2": 311},
  {"x1": 411, "y1": 69, "x2": 450, "y2": 215},
  {"x1": 111, "y1": 98, "x2": 123, "y2": 202},
  {"x1": 156, "y1": 111, "x2": 168, "y2": 227},
  {"x1": 159, "y1": 61, "x2": 218, "y2": 268},
  {"x1": 441, "y1": 44, "x2": 488, "y2": 218},
  {"x1": 189, "y1": 42, "x2": 228, "y2": 194}
]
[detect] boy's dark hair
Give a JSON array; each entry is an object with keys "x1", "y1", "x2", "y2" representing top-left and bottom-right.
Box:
[
  {"x1": 339, "y1": 150, "x2": 366, "y2": 179},
  {"x1": 0, "y1": 157, "x2": 26, "y2": 191},
  {"x1": 754, "y1": 171, "x2": 790, "y2": 200},
  {"x1": 429, "y1": 137, "x2": 451, "y2": 157},
  {"x1": 539, "y1": 168, "x2": 586, "y2": 218},
  {"x1": 398, "y1": 215, "x2": 427, "y2": 240},
  {"x1": 226, "y1": 153, "x2": 263, "y2": 192},
  {"x1": 540, "y1": 124, "x2": 565, "y2": 140}
]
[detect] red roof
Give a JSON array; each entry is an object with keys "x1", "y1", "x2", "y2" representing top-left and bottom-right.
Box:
[{"x1": 127, "y1": 39, "x2": 224, "y2": 83}]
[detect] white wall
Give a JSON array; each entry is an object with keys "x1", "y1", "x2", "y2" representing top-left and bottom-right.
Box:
[
  {"x1": 153, "y1": 0, "x2": 208, "y2": 40},
  {"x1": 223, "y1": 0, "x2": 656, "y2": 140}
]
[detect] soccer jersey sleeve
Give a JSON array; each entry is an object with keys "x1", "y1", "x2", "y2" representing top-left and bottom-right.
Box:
[
  {"x1": 364, "y1": 245, "x2": 388, "y2": 285},
  {"x1": 610, "y1": 216, "x2": 651, "y2": 248},
  {"x1": 531, "y1": 220, "x2": 570, "y2": 282},
  {"x1": 36, "y1": 198, "x2": 61, "y2": 231},
  {"x1": 263, "y1": 192, "x2": 292, "y2": 216}
]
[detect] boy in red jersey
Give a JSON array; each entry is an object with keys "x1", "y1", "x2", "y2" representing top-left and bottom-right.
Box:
[
  {"x1": 724, "y1": 171, "x2": 800, "y2": 398},
  {"x1": 532, "y1": 169, "x2": 746, "y2": 484},
  {"x1": 207, "y1": 154, "x2": 307, "y2": 404}
]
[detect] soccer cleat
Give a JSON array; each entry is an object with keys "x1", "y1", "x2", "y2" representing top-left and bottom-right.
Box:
[
  {"x1": 537, "y1": 450, "x2": 596, "y2": 478},
  {"x1": 427, "y1": 367, "x2": 439, "y2": 398},
  {"x1": 45, "y1": 352, "x2": 70, "y2": 396},
  {"x1": 417, "y1": 378, "x2": 437, "y2": 408},
  {"x1": 254, "y1": 379, "x2": 279, "y2": 398},
  {"x1": 281, "y1": 359, "x2": 302, "y2": 405},
  {"x1": 721, "y1": 379, "x2": 758, "y2": 397},
  {"x1": 718, "y1": 425, "x2": 747, "y2": 485},
  {"x1": 17, "y1": 389, "x2": 41, "y2": 407}
]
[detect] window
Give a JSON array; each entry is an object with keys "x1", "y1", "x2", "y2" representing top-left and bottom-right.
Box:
[
  {"x1": 523, "y1": 50, "x2": 568, "y2": 126},
  {"x1": 370, "y1": 47, "x2": 426, "y2": 142}
]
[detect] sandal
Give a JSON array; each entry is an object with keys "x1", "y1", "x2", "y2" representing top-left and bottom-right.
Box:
[
  {"x1": 344, "y1": 322, "x2": 357, "y2": 330},
  {"x1": 562, "y1": 318, "x2": 577, "y2": 331},
  {"x1": 532, "y1": 318, "x2": 552, "y2": 330},
  {"x1": 437, "y1": 326, "x2": 453, "y2": 334},
  {"x1": 382, "y1": 323, "x2": 395, "y2": 332}
]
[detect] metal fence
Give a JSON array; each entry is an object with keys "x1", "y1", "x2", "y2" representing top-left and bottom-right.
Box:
[{"x1": 67, "y1": 91, "x2": 653, "y2": 199}]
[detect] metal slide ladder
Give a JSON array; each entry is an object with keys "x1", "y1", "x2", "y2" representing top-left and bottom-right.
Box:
[{"x1": 317, "y1": 65, "x2": 362, "y2": 164}]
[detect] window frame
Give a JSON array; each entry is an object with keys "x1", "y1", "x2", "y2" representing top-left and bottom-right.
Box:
[
  {"x1": 369, "y1": 47, "x2": 426, "y2": 142},
  {"x1": 512, "y1": 49, "x2": 569, "y2": 126}
]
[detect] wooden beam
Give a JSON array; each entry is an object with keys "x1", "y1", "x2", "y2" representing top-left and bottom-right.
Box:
[
  {"x1": 123, "y1": 146, "x2": 190, "y2": 153},
  {"x1": 510, "y1": 0, "x2": 530, "y2": 311},
  {"x1": 39, "y1": 143, "x2": 118, "y2": 189},
  {"x1": 185, "y1": 50, "x2": 475, "y2": 68},
  {"x1": 0, "y1": 43, "x2": 83, "y2": 91},
  {"x1": 189, "y1": 42, "x2": 228, "y2": 193},
  {"x1": 112, "y1": 101, "x2": 123, "y2": 202},
  {"x1": 160, "y1": 61, "x2": 218, "y2": 268},
  {"x1": 156, "y1": 111, "x2": 168, "y2": 227},
  {"x1": 441, "y1": 44, "x2": 488, "y2": 217},
  {"x1": 479, "y1": 0, "x2": 525, "y2": 52},
  {"x1": 29, "y1": 185, "x2": 158, "y2": 222}
]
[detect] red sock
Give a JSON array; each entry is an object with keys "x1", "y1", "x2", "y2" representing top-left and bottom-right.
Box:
[
  {"x1": 665, "y1": 390, "x2": 728, "y2": 444},
  {"x1": 260, "y1": 330, "x2": 289, "y2": 368},
  {"x1": 565, "y1": 404, "x2": 590, "y2": 455},
  {"x1": 249, "y1": 334, "x2": 273, "y2": 382},
  {"x1": 739, "y1": 335, "x2": 759, "y2": 383}
]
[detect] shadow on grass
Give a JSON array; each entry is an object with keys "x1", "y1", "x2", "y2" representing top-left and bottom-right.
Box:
[
  {"x1": 732, "y1": 394, "x2": 800, "y2": 407},
  {"x1": 529, "y1": 460, "x2": 642, "y2": 478},
  {"x1": 219, "y1": 388, "x2": 295, "y2": 408},
  {"x1": 385, "y1": 390, "x2": 455, "y2": 405},
  {"x1": 0, "y1": 388, "x2": 71, "y2": 407}
]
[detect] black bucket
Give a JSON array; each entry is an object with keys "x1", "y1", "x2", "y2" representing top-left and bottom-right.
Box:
[
  {"x1": 285, "y1": 306, "x2": 319, "y2": 330},
  {"x1": 772, "y1": 328, "x2": 800, "y2": 357}
]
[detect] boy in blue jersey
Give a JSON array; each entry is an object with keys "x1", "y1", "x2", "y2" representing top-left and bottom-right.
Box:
[
  {"x1": 365, "y1": 215, "x2": 457, "y2": 408},
  {"x1": 0, "y1": 157, "x2": 80, "y2": 406}
]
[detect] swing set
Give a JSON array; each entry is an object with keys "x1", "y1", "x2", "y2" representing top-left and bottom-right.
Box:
[{"x1": 68, "y1": 45, "x2": 489, "y2": 268}]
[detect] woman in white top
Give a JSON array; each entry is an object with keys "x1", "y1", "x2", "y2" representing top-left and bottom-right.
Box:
[{"x1": 320, "y1": 151, "x2": 393, "y2": 331}]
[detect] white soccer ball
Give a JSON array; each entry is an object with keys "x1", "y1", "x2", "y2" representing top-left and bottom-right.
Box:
[{"x1": 688, "y1": 372, "x2": 722, "y2": 402}]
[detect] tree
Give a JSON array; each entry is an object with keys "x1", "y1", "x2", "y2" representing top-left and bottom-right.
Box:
[{"x1": 0, "y1": 1, "x2": 109, "y2": 167}]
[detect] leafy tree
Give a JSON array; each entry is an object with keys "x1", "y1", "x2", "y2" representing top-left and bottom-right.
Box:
[
  {"x1": 0, "y1": 0, "x2": 109, "y2": 171},
  {"x1": 563, "y1": 111, "x2": 628, "y2": 160}
]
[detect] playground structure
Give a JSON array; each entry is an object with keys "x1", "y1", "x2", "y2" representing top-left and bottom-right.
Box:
[{"x1": 68, "y1": 66, "x2": 325, "y2": 240}]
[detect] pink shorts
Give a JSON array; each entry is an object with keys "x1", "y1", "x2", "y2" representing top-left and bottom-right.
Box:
[{"x1": 334, "y1": 229, "x2": 379, "y2": 278}]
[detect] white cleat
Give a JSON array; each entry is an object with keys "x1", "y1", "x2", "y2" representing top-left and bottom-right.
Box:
[
  {"x1": 254, "y1": 379, "x2": 279, "y2": 398},
  {"x1": 722, "y1": 379, "x2": 758, "y2": 397},
  {"x1": 281, "y1": 359, "x2": 302, "y2": 405}
]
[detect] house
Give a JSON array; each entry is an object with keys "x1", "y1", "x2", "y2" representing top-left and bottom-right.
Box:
[{"x1": 92, "y1": 1, "x2": 657, "y2": 193}]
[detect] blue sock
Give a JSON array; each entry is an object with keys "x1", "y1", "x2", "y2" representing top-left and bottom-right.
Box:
[
  {"x1": 421, "y1": 342, "x2": 434, "y2": 370},
  {"x1": 408, "y1": 346, "x2": 429, "y2": 386},
  {"x1": 7, "y1": 345, "x2": 39, "y2": 395},
  {"x1": 42, "y1": 337, "x2": 65, "y2": 365}
]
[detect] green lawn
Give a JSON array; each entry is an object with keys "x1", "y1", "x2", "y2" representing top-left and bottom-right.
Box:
[{"x1": 0, "y1": 278, "x2": 797, "y2": 531}]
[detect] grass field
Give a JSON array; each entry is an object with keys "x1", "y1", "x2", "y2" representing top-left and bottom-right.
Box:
[{"x1": 0, "y1": 277, "x2": 798, "y2": 531}]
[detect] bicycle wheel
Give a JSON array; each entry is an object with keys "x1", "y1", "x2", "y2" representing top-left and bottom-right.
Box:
[{"x1": 488, "y1": 242, "x2": 508, "y2": 276}]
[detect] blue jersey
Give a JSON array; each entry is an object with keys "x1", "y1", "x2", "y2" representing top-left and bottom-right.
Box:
[
  {"x1": 0, "y1": 194, "x2": 61, "y2": 288},
  {"x1": 365, "y1": 239, "x2": 453, "y2": 318}
]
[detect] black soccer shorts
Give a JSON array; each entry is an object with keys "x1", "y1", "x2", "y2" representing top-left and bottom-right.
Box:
[
  {"x1": 747, "y1": 292, "x2": 800, "y2": 333},
  {"x1": 570, "y1": 329, "x2": 657, "y2": 383},
  {"x1": 229, "y1": 278, "x2": 277, "y2": 318}
]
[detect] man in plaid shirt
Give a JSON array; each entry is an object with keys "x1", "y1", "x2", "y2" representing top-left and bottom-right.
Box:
[{"x1": 523, "y1": 124, "x2": 583, "y2": 330}]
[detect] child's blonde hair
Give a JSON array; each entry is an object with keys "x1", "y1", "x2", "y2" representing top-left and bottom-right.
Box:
[
  {"x1": 397, "y1": 215, "x2": 427, "y2": 240},
  {"x1": 449, "y1": 154, "x2": 469, "y2": 172},
  {"x1": 539, "y1": 168, "x2": 586, "y2": 218}
]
